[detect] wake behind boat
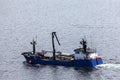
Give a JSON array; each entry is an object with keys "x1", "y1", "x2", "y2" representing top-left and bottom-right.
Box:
[{"x1": 22, "y1": 32, "x2": 103, "y2": 67}]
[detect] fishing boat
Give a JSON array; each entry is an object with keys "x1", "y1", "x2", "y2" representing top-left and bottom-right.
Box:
[{"x1": 22, "y1": 32, "x2": 103, "y2": 67}]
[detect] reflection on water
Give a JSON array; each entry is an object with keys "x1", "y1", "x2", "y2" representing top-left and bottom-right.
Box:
[{"x1": 22, "y1": 63, "x2": 103, "y2": 80}]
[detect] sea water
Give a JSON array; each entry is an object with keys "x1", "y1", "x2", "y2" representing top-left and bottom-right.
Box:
[{"x1": 0, "y1": 0, "x2": 120, "y2": 80}]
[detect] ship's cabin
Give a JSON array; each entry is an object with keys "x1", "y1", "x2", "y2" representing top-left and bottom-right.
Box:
[{"x1": 74, "y1": 48, "x2": 99, "y2": 60}]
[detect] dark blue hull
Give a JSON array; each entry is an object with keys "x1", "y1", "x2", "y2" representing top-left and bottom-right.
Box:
[{"x1": 23, "y1": 55, "x2": 103, "y2": 67}]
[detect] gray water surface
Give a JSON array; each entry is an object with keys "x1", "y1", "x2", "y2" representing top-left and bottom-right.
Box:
[{"x1": 0, "y1": 0, "x2": 120, "y2": 80}]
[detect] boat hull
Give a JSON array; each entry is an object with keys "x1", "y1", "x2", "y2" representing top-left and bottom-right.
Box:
[{"x1": 23, "y1": 55, "x2": 103, "y2": 67}]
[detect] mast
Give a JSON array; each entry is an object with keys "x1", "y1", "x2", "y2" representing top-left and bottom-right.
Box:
[
  {"x1": 80, "y1": 39, "x2": 87, "y2": 53},
  {"x1": 30, "y1": 39, "x2": 37, "y2": 54},
  {"x1": 52, "y1": 32, "x2": 60, "y2": 60}
]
